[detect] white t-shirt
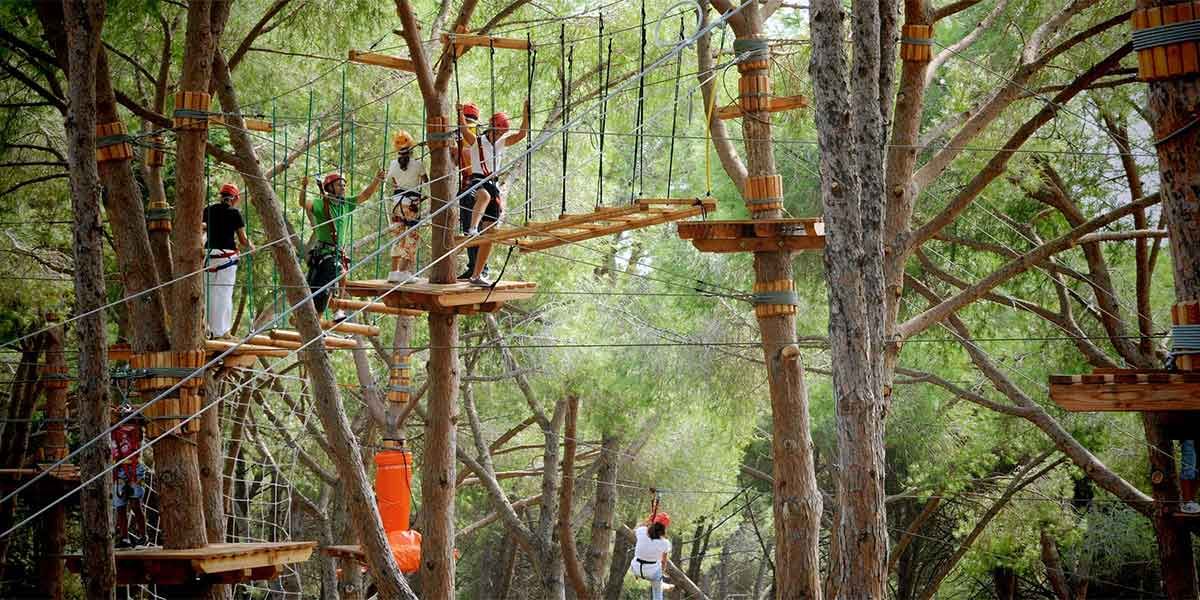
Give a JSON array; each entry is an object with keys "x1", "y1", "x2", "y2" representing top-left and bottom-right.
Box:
[
  {"x1": 633, "y1": 526, "x2": 671, "y2": 564},
  {"x1": 386, "y1": 156, "x2": 425, "y2": 192},
  {"x1": 468, "y1": 133, "x2": 515, "y2": 176}
]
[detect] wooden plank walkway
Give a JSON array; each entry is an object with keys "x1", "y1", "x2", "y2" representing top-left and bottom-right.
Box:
[
  {"x1": 345, "y1": 279, "x2": 537, "y2": 314},
  {"x1": 457, "y1": 198, "x2": 716, "y2": 252},
  {"x1": 64, "y1": 541, "x2": 316, "y2": 585}
]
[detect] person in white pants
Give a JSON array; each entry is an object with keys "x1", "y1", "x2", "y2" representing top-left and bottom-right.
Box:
[
  {"x1": 630, "y1": 512, "x2": 673, "y2": 600},
  {"x1": 203, "y1": 183, "x2": 253, "y2": 338}
]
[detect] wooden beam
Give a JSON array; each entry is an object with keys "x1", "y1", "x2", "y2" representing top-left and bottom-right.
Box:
[
  {"x1": 517, "y1": 205, "x2": 710, "y2": 251},
  {"x1": 328, "y1": 297, "x2": 423, "y2": 316},
  {"x1": 208, "y1": 115, "x2": 273, "y2": 132},
  {"x1": 716, "y1": 95, "x2": 809, "y2": 120},
  {"x1": 319, "y1": 320, "x2": 381, "y2": 337},
  {"x1": 1050, "y1": 383, "x2": 1200, "y2": 411},
  {"x1": 441, "y1": 33, "x2": 530, "y2": 50},
  {"x1": 348, "y1": 50, "x2": 415, "y2": 72}
]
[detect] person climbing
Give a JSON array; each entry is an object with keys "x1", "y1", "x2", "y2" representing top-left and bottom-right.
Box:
[
  {"x1": 202, "y1": 183, "x2": 253, "y2": 339},
  {"x1": 385, "y1": 130, "x2": 428, "y2": 283},
  {"x1": 456, "y1": 99, "x2": 530, "y2": 286},
  {"x1": 299, "y1": 168, "x2": 385, "y2": 318},
  {"x1": 112, "y1": 404, "x2": 147, "y2": 549},
  {"x1": 629, "y1": 511, "x2": 675, "y2": 599},
  {"x1": 1181, "y1": 440, "x2": 1199, "y2": 513}
]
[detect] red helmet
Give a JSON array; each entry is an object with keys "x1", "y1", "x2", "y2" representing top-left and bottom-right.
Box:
[
  {"x1": 461, "y1": 102, "x2": 480, "y2": 120},
  {"x1": 219, "y1": 183, "x2": 240, "y2": 199},
  {"x1": 322, "y1": 172, "x2": 345, "y2": 192},
  {"x1": 651, "y1": 512, "x2": 670, "y2": 528},
  {"x1": 490, "y1": 111, "x2": 510, "y2": 130}
]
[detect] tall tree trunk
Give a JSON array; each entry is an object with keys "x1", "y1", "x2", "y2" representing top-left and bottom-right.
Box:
[
  {"x1": 715, "y1": 2, "x2": 824, "y2": 596},
  {"x1": 38, "y1": 324, "x2": 69, "y2": 600},
  {"x1": 198, "y1": 374, "x2": 227, "y2": 600},
  {"x1": 1140, "y1": 1, "x2": 1200, "y2": 597},
  {"x1": 0, "y1": 334, "x2": 46, "y2": 570},
  {"x1": 809, "y1": 0, "x2": 892, "y2": 596},
  {"x1": 392, "y1": 1, "x2": 471, "y2": 596},
  {"x1": 559, "y1": 395, "x2": 591, "y2": 600},
  {"x1": 584, "y1": 434, "x2": 619, "y2": 596},
  {"x1": 603, "y1": 524, "x2": 634, "y2": 600},
  {"x1": 208, "y1": 51, "x2": 416, "y2": 600},
  {"x1": 62, "y1": 2, "x2": 114, "y2": 598}
]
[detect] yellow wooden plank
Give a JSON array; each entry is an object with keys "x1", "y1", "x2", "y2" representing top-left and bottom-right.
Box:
[
  {"x1": 517, "y1": 206, "x2": 707, "y2": 251},
  {"x1": 348, "y1": 50, "x2": 415, "y2": 72},
  {"x1": 441, "y1": 34, "x2": 530, "y2": 50},
  {"x1": 716, "y1": 95, "x2": 809, "y2": 120}
]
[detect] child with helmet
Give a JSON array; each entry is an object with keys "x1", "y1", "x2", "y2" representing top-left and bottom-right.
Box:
[
  {"x1": 112, "y1": 404, "x2": 148, "y2": 548},
  {"x1": 385, "y1": 130, "x2": 428, "y2": 283},
  {"x1": 456, "y1": 99, "x2": 530, "y2": 286},
  {"x1": 202, "y1": 182, "x2": 254, "y2": 338},
  {"x1": 631, "y1": 511, "x2": 675, "y2": 599},
  {"x1": 299, "y1": 166, "x2": 385, "y2": 317}
]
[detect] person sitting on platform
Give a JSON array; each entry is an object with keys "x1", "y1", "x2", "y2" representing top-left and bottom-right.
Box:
[
  {"x1": 299, "y1": 169, "x2": 384, "y2": 319},
  {"x1": 456, "y1": 99, "x2": 530, "y2": 286},
  {"x1": 1182, "y1": 440, "x2": 1199, "y2": 513},
  {"x1": 202, "y1": 183, "x2": 254, "y2": 339},
  {"x1": 112, "y1": 404, "x2": 147, "y2": 548},
  {"x1": 386, "y1": 130, "x2": 428, "y2": 283}
]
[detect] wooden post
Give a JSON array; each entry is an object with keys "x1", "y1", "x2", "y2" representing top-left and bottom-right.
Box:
[{"x1": 1139, "y1": 2, "x2": 1200, "y2": 597}]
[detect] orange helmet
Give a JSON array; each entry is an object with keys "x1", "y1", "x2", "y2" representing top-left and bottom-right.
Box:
[
  {"x1": 393, "y1": 130, "x2": 415, "y2": 151},
  {"x1": 322, "y1": 173, "x2": 345, "y2": 193},
  {"x1": 651, "y1": 512, "x2": 670, "y2": 528},
  {"x1": 461, "y1": 102, "x2": 480, "y2": 121},
  {"x1": 219, "y1": 183, "x2": 240, "y2": 199},
  {"x1": 490, "y1": 112, "x2": 510, "y2": 130}
]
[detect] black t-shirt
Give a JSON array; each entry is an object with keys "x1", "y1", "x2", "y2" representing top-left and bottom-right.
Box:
[{"x1": 203, "y1": 202, "x2": 245, "y2": 250}]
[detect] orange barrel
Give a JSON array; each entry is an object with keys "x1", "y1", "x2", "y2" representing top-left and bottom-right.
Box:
[{"x1": 374, "y1": 449, "x2": 414, "y2": 532}]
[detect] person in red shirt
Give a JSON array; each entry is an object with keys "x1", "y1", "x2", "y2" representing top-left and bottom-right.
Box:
[{"x1": 112, "y1": 405, "x2": 147, "y2": 548}]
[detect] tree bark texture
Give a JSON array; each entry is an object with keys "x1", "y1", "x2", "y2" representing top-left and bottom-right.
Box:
[
  {"x1": 62, "y1": 1, "x2": 115, "y2": 597},
  {"x1": 584, "y1": 434, "x2": 619, "y2": 596},
  {"x1": 37, "y1": 324, "x2": 68, "y2": 600},
  {"x1": 559, "y1": 395, "x2": 591, "y2": 600},
  {"x1": 208, "y1": 51, "x2": 417, "y2": 600},
  {"x1": 809, "y1": 0, "x2": 891, "y2": 597},
  {"x1": 393, "y1": 0, "x2": 475, "y2": 595},
  {"x1": 716, "y1": 1, "x2": 824, "y2": 596},
  {"x1": 1140, "y1": 1, "x2": 1200, "y2": 596}
]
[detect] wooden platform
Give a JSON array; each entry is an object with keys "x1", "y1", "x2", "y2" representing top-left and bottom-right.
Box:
[
  {"x1": 345, "y1": 280, "x2": 537, "y2": 314},
  {"x1": 65, "y1": 542, "x2": 315, "y2": 585},
  {"x1": 322, "y1": 544, "x2": 368, "y2": 563},
  {"x1": 457, "y1": 198, "x2": 716, "y2": 252},
  {"x1": 0, "y1": 463, "x2": 80, "y2": 484},
  {"x1": 1049, "y1": 369, "x2": 1200, "y2": 412},
  {"x1": 348, "y1": 49, "x2": 414, "y2": 72},
  {"x1": 676, "y1": 218, "x2": 825, "y2": 253},
  {"x1": 717, "y1": 95, "x2": 809, "y2": 120}
]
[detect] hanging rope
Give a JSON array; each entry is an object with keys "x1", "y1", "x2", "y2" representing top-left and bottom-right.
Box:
[
  {"x1": 598, "y1": 34, "x2": 613, "y2": 208},
  {"x1": 376, "y1": 103, "x2": 391, "y2": 279},
  {"x1": 563, "y1": 46, "x2": 574, "y2": 216},
  {"x1": 666, "y1": 17, "x2": 684, "y2": 197},
  {"x1": 631, "y1": 0, "x2": 648, "y2": 203},
  {"x1": 525, "y1": 34, "x2": 535, "y2": 224},
  {"x1": 560, "y1": 24, "x2": 568, "y2": 216}
]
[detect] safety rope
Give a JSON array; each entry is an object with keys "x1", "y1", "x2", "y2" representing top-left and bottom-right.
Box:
[
  {"x1": 376, "y1": 103, "x2": 390, "y2": 279},
  {"x1": 632, "y1": 0, "x2": 648, "y2": 203},
  {"x1": 666, "y1": 17, "x2": 684, "y2": 197},
  {"x1": 598, "y1": 23, "x2": 612, "y2": 209},
  {"x1": 703, "y1": 26, "x2": 726, "y2": 196},
  {"x1": 525, "y1": 35, "x2": 536, "y2": 224},
  {"x1": 560, "y1": 24, "x2": 569, "y2": 216}
]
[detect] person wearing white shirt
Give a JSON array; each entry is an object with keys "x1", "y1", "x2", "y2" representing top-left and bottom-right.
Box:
[
  {"x1": 456, "y1": 99, "x2": 530, "y2": 286},
  {"x1": 385, "y1": 130, "x2": 427, "y2": 283},
  {"x1": 630, "y1": 512, "x2": 674, "y2": 599}
]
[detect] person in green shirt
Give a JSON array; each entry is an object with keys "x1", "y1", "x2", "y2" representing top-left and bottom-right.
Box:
[{"x1": 299, "y1": 170, "x2": 384, "y2": 318}]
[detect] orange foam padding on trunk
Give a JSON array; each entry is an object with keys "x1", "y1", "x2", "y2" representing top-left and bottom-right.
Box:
[{"x1": 374, "y1": 449, "x2": 414, "y2": 532}]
